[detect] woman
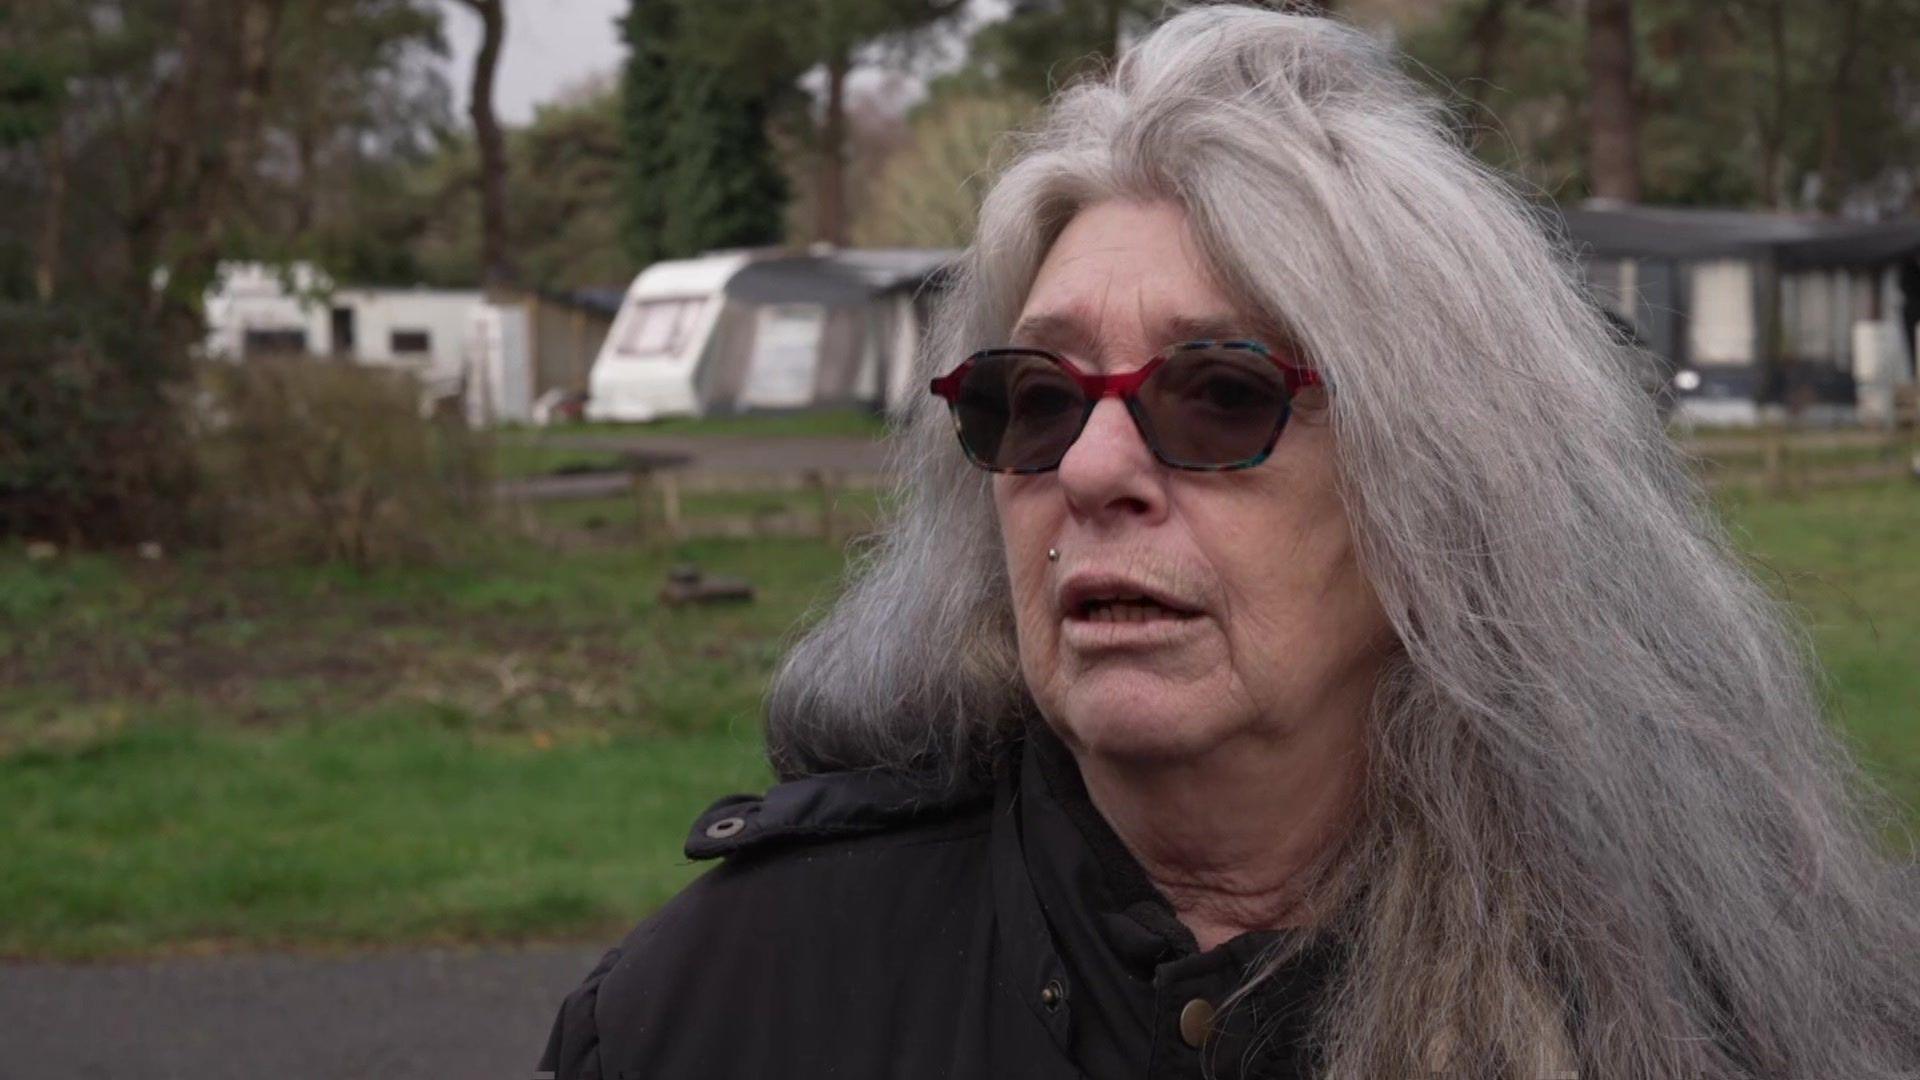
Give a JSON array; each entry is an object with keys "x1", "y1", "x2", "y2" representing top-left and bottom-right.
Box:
[{"x1": 539, "y1": 7, "x2": 1920, "y2": 1078}]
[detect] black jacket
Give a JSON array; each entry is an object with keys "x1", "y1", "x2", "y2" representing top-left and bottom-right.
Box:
[{"x1": 536, "y1": 723, "x2": 1344, "y2": 1079}]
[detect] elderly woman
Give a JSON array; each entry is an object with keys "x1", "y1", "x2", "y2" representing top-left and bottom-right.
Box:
[{"x1": 539, "y1": 7, "x2": 1920, "y2": 1079}]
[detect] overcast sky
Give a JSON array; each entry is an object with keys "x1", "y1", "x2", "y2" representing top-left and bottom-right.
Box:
[
  {"x1": 441, "y1": 0, "x2": 1012, "y2": 126},
  {"x1": 441, "y1": 0, "x2": 628, "y2": 125}
]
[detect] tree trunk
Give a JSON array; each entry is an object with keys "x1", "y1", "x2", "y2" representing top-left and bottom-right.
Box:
[
  {"x1": 128, "y1": 0, "x2": 285, "y2": 340},
  {"x1": 293, "y1": 107, "x2": 320, "y2": 237},
  {"x1": 1470, "y1": 0, "x2": 1511, "y2": 85},
  {"x1": 815, "y1": 46, "x2": 851, "y2": 247},
  {"x1": 461, "y1": 0, "x2": 513, "y2": 293},
  {"x1": 1465, "y1": 0, "x2": 1512, "y2": 154},
  {"x1": 207, "y1": 0, "x2": 282, "y2": 237},
  {"x1": 1586, "y1": 0, "x2": 1641, "y2": 202},
  {"x1": 169, "y1": 0, "x2": 283, "y2": 319},
  {"x1": 34, "y1": 123, "x2": 66, "y2": 303},
  {"x1": 128, "y1": 0, "x2": 208, "y2": 326},
  {"x1": 1815, "y1": 0, "x2": 1865, "y2": 213},
  {"x1": 1750, "y1": 0, "x2": 1790, "y2": 209}
]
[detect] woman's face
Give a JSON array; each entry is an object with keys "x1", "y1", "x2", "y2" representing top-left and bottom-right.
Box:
[{"x1": 994, "y1": 199, "x2": 1394, "y2": 765}]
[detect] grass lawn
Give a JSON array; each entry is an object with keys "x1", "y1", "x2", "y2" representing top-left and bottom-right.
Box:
[
  {"x1": 1, "y1": 480, "x2": 1915, "y2": 959},
  {"x1": 0, "y1": 532, "x2": 848, "y2": 959},
  {"x1": 1716, "y1": 483, "x2": 1920, "y2": 829}
]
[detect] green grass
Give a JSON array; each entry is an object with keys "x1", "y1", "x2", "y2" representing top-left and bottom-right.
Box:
[
  {"x1": 2, "y1": 480, "x2": 1916, "y2": 959},
  {"x1": 0, "y1": 532, "x2": 849, "y2": 958},
  {"x1": 1715, "y1": 482, "x2": 1920, "y2": 823},
  {"x1": 0, "y1": 712, "x2": 768, "y2": 957}
]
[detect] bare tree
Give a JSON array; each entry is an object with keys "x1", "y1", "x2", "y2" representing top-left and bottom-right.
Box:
[
  {"x1": 818, "y1": 40, "x2": 855, "y2": 246},
  {"x1": 454, "y1": 0, "x2": 513, "y2": 293}
]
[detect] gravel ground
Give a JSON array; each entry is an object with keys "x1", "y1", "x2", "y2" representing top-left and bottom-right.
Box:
[{"x1": 0, "y1": 943, "x2": 608, "y2": 1080}]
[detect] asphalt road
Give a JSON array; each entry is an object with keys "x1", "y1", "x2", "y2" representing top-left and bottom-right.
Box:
[{"x1": 0, "y1": 943, "x2": 608, "y2": 1080}]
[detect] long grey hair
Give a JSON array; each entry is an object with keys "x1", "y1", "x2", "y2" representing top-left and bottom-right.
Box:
[{"x1": 766, "y1": 5, "x2": 1920, "y2": 1077}]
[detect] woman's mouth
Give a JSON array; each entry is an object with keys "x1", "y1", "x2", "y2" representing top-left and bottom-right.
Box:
[{"x1": 1075, "y1": 597, "x2": 1201, "y2": 624}]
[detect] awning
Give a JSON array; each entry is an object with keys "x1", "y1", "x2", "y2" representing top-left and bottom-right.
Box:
[{"x1": 1557, "y1": 203, "x2": 1920, "y2": 267}]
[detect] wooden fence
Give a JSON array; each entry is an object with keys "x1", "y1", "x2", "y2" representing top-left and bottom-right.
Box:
[
  {"x1": 627, "y1": 468, "x2": 889, "y2": 544},
  {"x1": 508, "y1": 397, "x2": 1919, "y2": 545},
  {"x1": 594, "y1": 432, "x2": 1917, "y2": 539},
  {"x1": 1682, "y1": 424, "x2": 1919, "y2": 496},
  {"x1": 613, "y1": 421, "x2": 1919, "y2": 524}
]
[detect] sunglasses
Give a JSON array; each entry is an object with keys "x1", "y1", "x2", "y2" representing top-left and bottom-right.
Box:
[{"x1": 928, "y1": 340, "x2": 1322, "y2": 473}]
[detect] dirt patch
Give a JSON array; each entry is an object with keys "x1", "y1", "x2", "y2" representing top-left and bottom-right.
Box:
[{"x1": 2, "y1": 587, "x2": 652, "y2": 737}]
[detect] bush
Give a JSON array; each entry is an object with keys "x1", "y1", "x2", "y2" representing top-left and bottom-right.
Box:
[
  {"x1": 191, "y1": 359, "x2": 493, "y2": 569},
  {"x1": 0, "y1": 300, "x2": 201, "y2": 546}
]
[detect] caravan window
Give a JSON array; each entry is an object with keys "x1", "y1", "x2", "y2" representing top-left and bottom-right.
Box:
[
  {"x1": 391, "y1": 329, "x2": 432, "y2": 354},
  {"x1": 243, "y1": 328, "x2": 308, "y2": 356},
  {"x1": 619, "y1": 298, "x2": 704, "y2": 358}
]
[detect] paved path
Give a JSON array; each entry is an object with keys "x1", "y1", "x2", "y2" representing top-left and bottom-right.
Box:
[
  {"x1": 540, "y1": 432, "x2": 891, "y2": 475},
  {"x1": 497, "y1": 433, "x2": 894, "y2": 502},
  {"x1": 0, "y1": 943, "x2": 606, "y2": 1080}
]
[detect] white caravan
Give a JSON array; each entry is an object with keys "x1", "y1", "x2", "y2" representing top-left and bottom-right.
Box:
[{"x1": 586, "y1": 248, "x2": 954, "y2": 423}]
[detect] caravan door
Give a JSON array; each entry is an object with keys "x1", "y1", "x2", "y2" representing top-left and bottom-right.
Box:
[
  {"x1": 740, "y1": 303, "x2": 824, "y2": 410},
  {"x1": 464, "y1": 304, "x2": 533, "y2": 426}
]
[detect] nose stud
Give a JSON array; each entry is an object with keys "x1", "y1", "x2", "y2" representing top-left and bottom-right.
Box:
[{"x1": 1047, "y1": 548, "x2": 1060, "y2": 562}]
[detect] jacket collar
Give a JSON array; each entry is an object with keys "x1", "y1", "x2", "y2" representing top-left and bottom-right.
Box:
[{"x1": 994, "y1": 717, "x2": 1347, "y2": 1079}]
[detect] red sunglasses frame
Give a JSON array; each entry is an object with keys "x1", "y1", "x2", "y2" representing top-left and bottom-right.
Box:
[{"x1": 927, "y1": 339, "x2": 1322, "y2": 474}]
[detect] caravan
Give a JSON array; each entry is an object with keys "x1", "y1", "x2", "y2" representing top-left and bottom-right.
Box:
[
  {"x1": 586, "y1": 248, "x2": 954, "y2": 423},
  {"x1": 203, "y1": 262, "x2": 480, "y2": 393},
  {"x1": 204, "y1": 262, "x2": 619, "y2": 425}
]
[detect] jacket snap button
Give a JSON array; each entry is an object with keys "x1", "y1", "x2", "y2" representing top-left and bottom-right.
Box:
[
  {"x1": 704, "y1": 816, "x2": 746, "y2": 839},
  {"x1": 1039, "y1": 979, "x2": 1065, "y2": 1011},
  {"x1": 1178, "y1": 997, "x2": 1216, "y2": 1049}
]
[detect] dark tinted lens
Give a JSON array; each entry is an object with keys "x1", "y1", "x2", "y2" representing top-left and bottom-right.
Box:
[
  {"x1": 952, "y1": 352, "x2": 1088, "y2": 470},
  {"x1": 1134, "y1": 346, "x2": 1290, "y2": 467}
]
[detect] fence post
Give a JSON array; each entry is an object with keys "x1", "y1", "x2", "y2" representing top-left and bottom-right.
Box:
[
  {"x1": 659, "y1": 471, "x2": 683, "y2": 540},
  {"x1": 628, "y1": 466, "x2": 653, "y2": 543},
  {"x1": 1897, "y1": 385, "x2": 1920, "y2": 479},
  {"x1": 809, "y1": 469, "x2": 838, "y2": 546},
  {"x1": 1762, "y1": 425, "x2": 1787, "y2": 497}
]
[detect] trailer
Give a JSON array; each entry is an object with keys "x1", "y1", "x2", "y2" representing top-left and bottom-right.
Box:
[{"x1": 586, "y1": 248, "x2": 955, "y2": 423}]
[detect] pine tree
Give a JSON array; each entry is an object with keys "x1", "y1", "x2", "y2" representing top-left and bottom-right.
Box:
[
  {"x1": 658, "y1": 66, "x2": 790, "y2": 257},
  {"x1": 621, "y1": 0, "x2": 790, "y2": 264},
  {"x1": 670, "y1": 0, "x2": 968, "y2": 247},
  {"x1": 619, "y1": 0, "x2": 676, "y2": 266}
]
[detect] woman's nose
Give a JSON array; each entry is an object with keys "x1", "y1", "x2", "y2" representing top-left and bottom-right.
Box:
[{"x1": 1055, "y1": 397, "x2": 1167, "y2": 521}]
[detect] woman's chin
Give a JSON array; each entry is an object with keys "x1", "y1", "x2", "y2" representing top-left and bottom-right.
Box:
[{"x1": 1047, "y1": 685, "x2": 1240, "y2": 765}]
